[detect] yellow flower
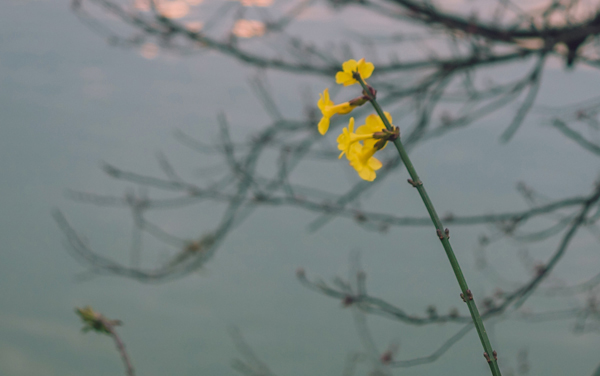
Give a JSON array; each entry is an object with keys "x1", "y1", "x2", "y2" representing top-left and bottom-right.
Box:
[
  {"x1": 356, "y1": 112, "x2": 392, "y2": 151},
  {"x1": 347, "y1": 142, "x2": 383, "y2": 181},
  {"x1": 337, "y1": 112, "x2": 394, "y2": 181},
  {"x1": 338, "y1": 112, "x2": 393, "y2": 158},
  {"x1": 337, "y1": 117, "x2": 378, "y2": 159},
  {"x1": 318, "y1": 88, "x2": 354, "y2": 135},
  {"x1": 335, "y1": 58, "x2": 375, "y2": 86}
]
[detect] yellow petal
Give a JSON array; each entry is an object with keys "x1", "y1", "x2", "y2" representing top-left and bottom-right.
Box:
[
  {"x1": 342, "y1": 59, "x2": 358, "y2": 73},
  {"x1": 363, "y1": 138, "x2": 379, "y2": 150},
  {"x1": 358, "y1": 61, "x2": 374, "y2": 80},
  {"x1": 318, "y1": 88, "x2": 333, "y2": 111},
  {"x1": 336, "y1": 71, "x2": 354, "y2": 85},
  {"x1": 335, "y1": 102, "x2": 354, "y2": 114},
  {"x1": 368, "y1": 156, "x2": 382, "y2": 171},
  {"x1": 347, "y1": 143, "x2": 362, "y2": 160},
  {"x1": 357, "y1": 114, "x2": 381, "y2": 134},
  {"x1": 318, "y1": 117, "x2": 330, "y2": 135},
  {"x1": 336, "y1": 133, "x2": 347, "y2": 151},
  {"x1": 384, "y1": 111, "x2": 393, "y2": 124},
  {"x1": 358, "y1": 168, "x2": 376, "y2": 181},
  {"x1": 336, "y1": 118, "x2": 355, "y2": 158},
  {"x1": 357, "y1": 112, "x2": 392, "y2": 135}
]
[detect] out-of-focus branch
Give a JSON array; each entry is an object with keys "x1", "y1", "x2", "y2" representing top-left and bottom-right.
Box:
[
  {"x1": 230, "y1": 327, "x2": 278, "y2": 376},
  {"x1": 61, "y1": 0, "x2": 600, "y2": 370},
  {"x1": 56, "y1": 81, "x2": 599, "y2": 282},
  {"x1": 294, "y1": 181, "x2": 600, "y2": 366},
  {"x1": 550, "y1": 118, "x2": 600, "y2": 157},
  {"x1": 75, "y1": 306, "x2": 135, "y2": 376}
]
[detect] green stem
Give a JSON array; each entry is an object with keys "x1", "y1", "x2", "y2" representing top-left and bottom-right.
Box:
[{"x1": 356, "y1": 76, "x2": 502, "y2": 376}]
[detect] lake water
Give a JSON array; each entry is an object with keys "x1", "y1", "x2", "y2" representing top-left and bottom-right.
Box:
[{"x1": 2, "y1": 1, "x2": 600, "y2": 375}]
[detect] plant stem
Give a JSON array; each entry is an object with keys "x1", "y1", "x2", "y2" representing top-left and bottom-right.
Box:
[
  {"x1": 356, "y1": 76, "x2": 502, "y2": 376},
  {"x1": 100, "y1": 318, "x2": 136, "y2": 376}
]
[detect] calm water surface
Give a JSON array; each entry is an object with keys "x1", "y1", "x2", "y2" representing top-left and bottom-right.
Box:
[{"x1": 1, "y1": 1, "x2": 600, "y2": 375}]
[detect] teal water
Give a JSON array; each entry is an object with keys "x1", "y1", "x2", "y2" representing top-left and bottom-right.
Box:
[{"x1": 1, "y1": 1, "x2": 600, "y2": 375}]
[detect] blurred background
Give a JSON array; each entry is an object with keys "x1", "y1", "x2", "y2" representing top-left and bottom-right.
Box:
[{"x1": 2, "y1": 0, "x2": 600, "y2": 375}]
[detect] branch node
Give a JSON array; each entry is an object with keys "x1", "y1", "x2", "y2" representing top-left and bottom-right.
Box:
[
  {"x1": 461, "y1": 289, "x2": 473, "y2": 302},
  {"x1": 407, "y1": 178, "x2": 423, "y2": 187},
  {"x1": 342, "y1": 295, "x2": 355, "y2": 307},
  {"x1": 380, "y1": 350, "x2": 393, "y2": 364}
]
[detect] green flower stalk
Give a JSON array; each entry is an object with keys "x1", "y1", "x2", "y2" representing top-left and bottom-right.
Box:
[
  {"x1": 317, "y1": 59, "x2": 502, "y2": 376},
  {"x1": 354, "y1": 70, "x2": 501, "y2": 376}
]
